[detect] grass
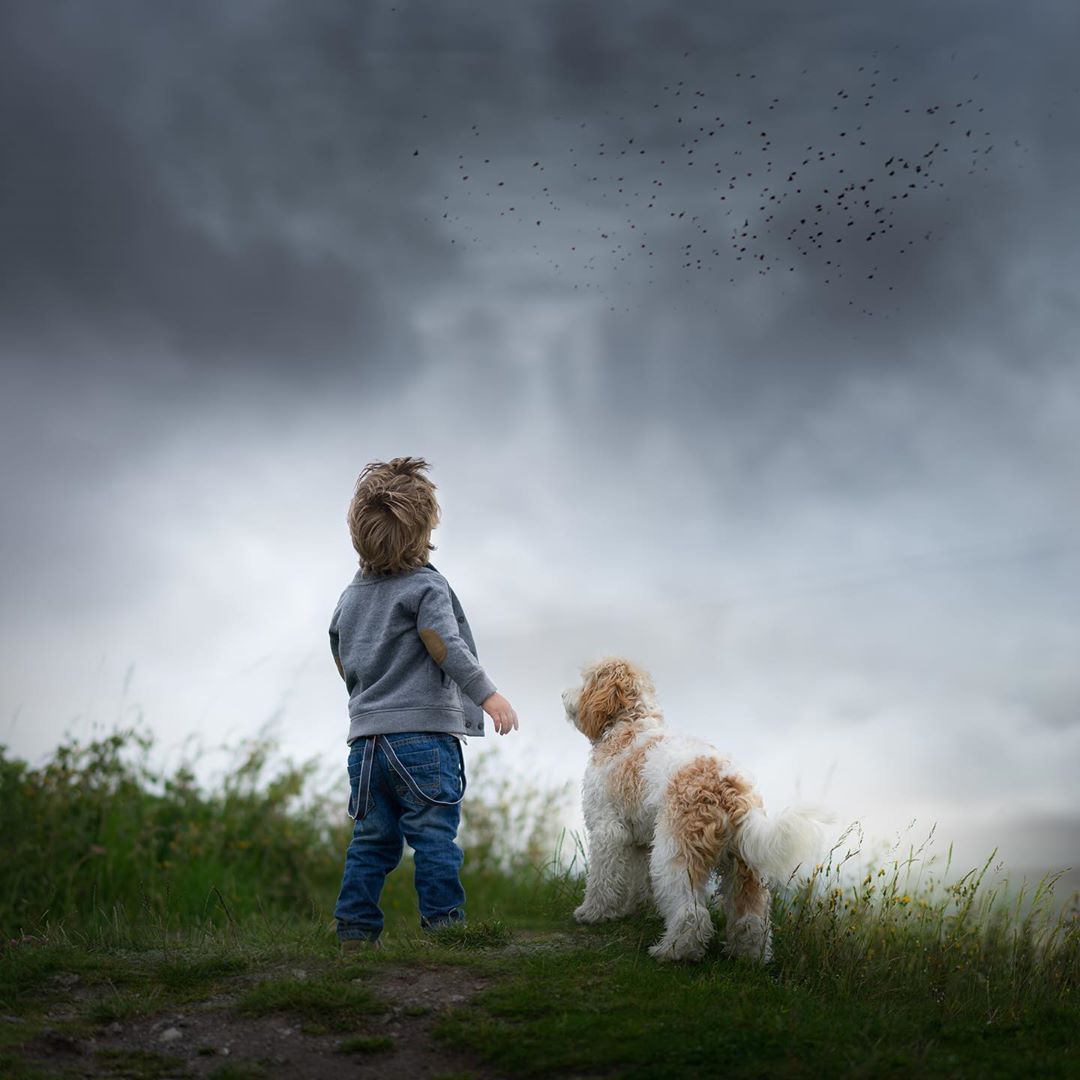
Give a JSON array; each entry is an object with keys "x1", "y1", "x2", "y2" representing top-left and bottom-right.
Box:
[
  {"x1": 432, "y1": 828, "x2": 1079, "y2": 1077},
  {"x1": 336, "y1": 1033, "x2": 396, "y2": 1053},
  {"x1": 0, "y1": 728, "x2": 1075, "y2": 1077},
  {"x1": 424, "y1": 917, "x2": 514, "y2": 950},
  {"x1": 85, "y1": 986, "x2": 166, "y2": 1025},
  {"x1": 437, "y1": 918, "x2": 1077, "y2": 1077},
  {"x1": 94, "y1": 1047, "x2": 190, "y2": 1078},
  {"x1": 0, "y1": 727, "x2": 566, "y2": 940},
  {"x1": 236, "y1": 968, "x2": 387, "y2": 1033}
]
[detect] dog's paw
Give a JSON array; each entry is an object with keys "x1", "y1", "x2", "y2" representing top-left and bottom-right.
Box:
[
  {"x1": 723, "y1": 940, "x2": 773, "y2": 965},
  {"x1": 648, "y1": 939, "x2": 689, "y2": 962},
  {"x1": 573, "y1": 903, "x2": 606, "y2": 924},
  {"x1": 648, "y1": 937, "x2": 707, "y2": 963},
  {"x1": 724, "y1": 915, "x2": 773, "y2": 964}
]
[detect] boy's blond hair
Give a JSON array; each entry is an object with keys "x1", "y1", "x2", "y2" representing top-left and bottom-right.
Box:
[{"x1": 347, "y1": 457, "x2": 440, "y2": 576}]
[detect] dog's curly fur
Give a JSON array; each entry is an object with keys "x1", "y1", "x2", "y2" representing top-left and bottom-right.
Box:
[{"x1": 564, "y1": 657, "x2": 828, "y2": 963}]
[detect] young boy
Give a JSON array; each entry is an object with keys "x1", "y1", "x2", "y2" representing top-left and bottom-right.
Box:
[{"x1": 330, "y1": 457, "x2": 518, "y2": 946}]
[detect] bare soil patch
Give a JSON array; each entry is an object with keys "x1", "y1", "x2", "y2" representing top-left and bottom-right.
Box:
[{"x1": 20, "y1": 961, "x2": 499, "y2": 1079}]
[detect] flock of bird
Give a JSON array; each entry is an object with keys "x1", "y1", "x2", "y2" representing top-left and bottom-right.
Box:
[{"x1": 413, "y1": 54, "x2": 1007, "y2": 316}]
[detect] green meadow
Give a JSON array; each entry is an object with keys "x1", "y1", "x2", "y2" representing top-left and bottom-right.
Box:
[{"x1": 0, "y1": 729, "x2": 1076, "y2": 1078}]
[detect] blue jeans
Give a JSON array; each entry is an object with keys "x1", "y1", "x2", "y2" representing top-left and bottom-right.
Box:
[{"x1": 334, "y1": 732, "x2": 466, "y2": 941}]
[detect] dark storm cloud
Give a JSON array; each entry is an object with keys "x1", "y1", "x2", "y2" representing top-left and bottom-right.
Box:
[
  {"x1": 528, "y1": 2, "x2": 1076, "y2": 347},
  {"x1": 482, "y1": 0, "x2": 1080, "y2": 435},
  {"x1": 3, "y1": 0, "x2": 1078, "y2": 512},
  {"x1": 5, "y1": 0, "x2": 1078, "y2": 395},
  {"x1": 0, "y1": 1, "x2": 447, "y2": 379}
]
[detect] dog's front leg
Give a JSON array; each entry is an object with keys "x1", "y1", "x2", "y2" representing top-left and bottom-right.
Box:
[{"x1": 574, "y1": 823, "x2": 633, "y2": 923}]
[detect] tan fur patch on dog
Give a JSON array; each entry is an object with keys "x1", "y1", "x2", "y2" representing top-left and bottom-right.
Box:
[
  {"x1": 666, "y1": 756, "x2": 762, "y2": 888},
  {"x1": 592, "y1": 724, "x2": 639, "y2": 764},
  {"x1": 607, "y1": 734, "x2": 663, "y2": 808},
  {"x1": 577, "y1": 659, "x2": 644, "y2": 742}
]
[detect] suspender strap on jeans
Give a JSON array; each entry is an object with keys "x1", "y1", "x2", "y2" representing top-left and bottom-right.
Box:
[{"x1": 349, "y1": 734, "x2": 467, "y2": 821}]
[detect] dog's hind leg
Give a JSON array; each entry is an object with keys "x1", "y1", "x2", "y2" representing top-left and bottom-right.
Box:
[
  {"x1": 719, "y1": 853, "x2": 773, "y2": 963},
  {"x1": 646, "y1": 818, "x2": 715, "y2": 962}
]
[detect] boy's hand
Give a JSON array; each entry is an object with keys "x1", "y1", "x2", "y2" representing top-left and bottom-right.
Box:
[{"x1": 482, "y1": 692, "x2": 519, "y2": 735}]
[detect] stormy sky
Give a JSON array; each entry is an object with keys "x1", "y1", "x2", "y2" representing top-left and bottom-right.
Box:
[{"x1": 2, "y1": 0, "x2": 1078, "y2": 874}]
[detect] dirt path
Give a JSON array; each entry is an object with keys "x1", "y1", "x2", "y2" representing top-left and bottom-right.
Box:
[{"x1": 21, "y1": 960, "x2": 502, "y2": 1079}]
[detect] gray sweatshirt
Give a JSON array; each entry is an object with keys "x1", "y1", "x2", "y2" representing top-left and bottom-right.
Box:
[{"x1": 329, "y1": 564, "x2": 495, "y2": 742}]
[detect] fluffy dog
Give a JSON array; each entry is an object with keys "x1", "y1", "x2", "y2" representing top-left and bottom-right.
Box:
[{"x1": 563, "y1": 657, "x2": 828, "y2": 963}]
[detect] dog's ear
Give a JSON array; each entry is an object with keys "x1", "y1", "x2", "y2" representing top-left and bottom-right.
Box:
[{"x1": 578, "y1": 660, "x2": 636, "y2": 741}]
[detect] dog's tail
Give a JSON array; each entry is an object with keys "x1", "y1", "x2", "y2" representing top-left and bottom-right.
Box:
[{"x1": 735, "y1": 804, "x2": 833, "y2": 885}]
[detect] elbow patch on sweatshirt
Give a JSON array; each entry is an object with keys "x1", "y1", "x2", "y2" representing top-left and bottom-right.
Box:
[{"x1": 418, "y1": 628, "x2": 448, "y2": 665}]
